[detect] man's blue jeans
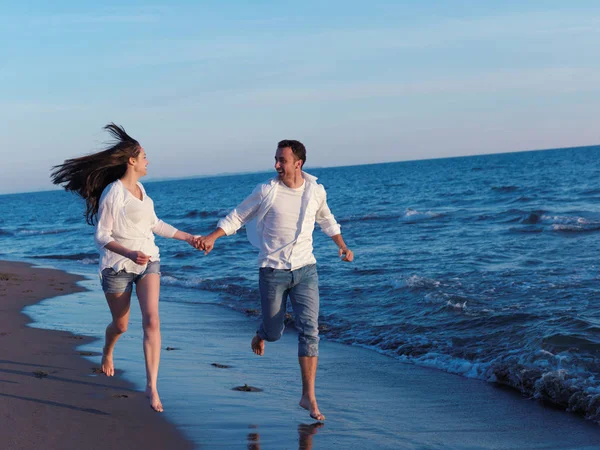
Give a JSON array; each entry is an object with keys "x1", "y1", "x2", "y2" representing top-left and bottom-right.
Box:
[{"x1": 257, "y1": 264, "x2": 320, "y2": 357}]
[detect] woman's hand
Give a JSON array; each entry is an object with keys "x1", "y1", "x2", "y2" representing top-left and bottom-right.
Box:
[{"x1": 128, "y1": 250, "x2": 151, "y2": 265}]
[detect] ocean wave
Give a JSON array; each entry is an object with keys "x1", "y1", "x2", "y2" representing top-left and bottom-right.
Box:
[
  {"x1": 393, "y1": 275, "x2": 442, "y2": 290},
  {"x1": 446, "y1": 300, "x2": 467, "y2": 310},
  {"x1": 509, "y1": 226, "x2": 544, "y2": 234},
  {"x1": 580, "y1": 188, "x2": 600, "y2": 196},
  {"x1": 80, "y1": 258, "x2": 98, "y2": 265},
  {"x1": 488, "y1": 355, "x2": 600, "y2": 422},
  {"x1": 410, "y1": 350, "x2": 600, "y2": 423},
  {"x1": 491, "y1": 185, "x2": 520, "y2": 192},
  {"x1": 162, "y1": 275, "x2": 258, "y2": 300},
  {"x1": 337, "y1": 213, "x2": 400, "y2": 224},
  {"x1": 182, "y1": 209, "x2": 226, "y2": 219},
  {"x1": 0, "y1": 228, "x2": 11, "y2": 236},
  {"x1": 16, "y1": 228, "x2": 76, "y2": 236},
  {"x1": 337, "y1": 209, "x2": 444, "y2": 224},
  {"x1": 542, "y1": 215, "x2": 600, "y2": 233},
  {"x1": 479, "y1": 208, "x2": 547, "y2": 224},
  {"x1": 519, "y1": 211, "x2": 545, "y2": 224},
  {"x1": 351, "y1": 335, "x2": 600, "y2": 423},
  {"x1": 541, "y1": 333, "x2": 600, "y2": 353},
  {"x1": 509, "y1": 196, "x2": 535, "y2": 203},
  {"x1": 504, "y1": 211, "x2": 600, "y2": 233},
  {"x1": 32, "y1": 252, "x2": 98, "y2": 262},
  {"x1": 400, "y1": 208, "x2": 444, "y2": 223}
]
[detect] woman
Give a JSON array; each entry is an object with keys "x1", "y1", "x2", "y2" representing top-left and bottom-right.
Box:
[{"x1": 51, "y1": 123, "x2": 198, "y2": 412}]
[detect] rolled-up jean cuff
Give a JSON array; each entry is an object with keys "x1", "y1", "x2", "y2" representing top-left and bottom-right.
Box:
[
  {"x1": 298, "y1": 339, "x2": 319, "y2": 357},
  {"x1": 299, "y1": 347, "x2": 319, "y2": 357},
  {"x1": 256, "y1": 329, "x2": 269, "y2": 341}
]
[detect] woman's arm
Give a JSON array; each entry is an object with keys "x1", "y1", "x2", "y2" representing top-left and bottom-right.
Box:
[
  {"x1": 105, "y1": 241, "x2": 151, "y2": 265},
  {"x1": 171, "y1": 230, "x2": 196, "y2": 246}
]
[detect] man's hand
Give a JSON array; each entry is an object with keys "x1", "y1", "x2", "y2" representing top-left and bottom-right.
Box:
[
  {"x1": 194, "y1": 228, "x2": 226, "y2": 255},
  {"x1": 191, "y1": 235, "x2": 204, "y2": 250},
  {"x1": 196, "y1": 235, "x2": 216, "y2": 255},
  {"x1": 338, "y1": 247, "x2": 354, "y2": 262},
  {"x1": 128, "y1": 250, "x2": 151, "y2": 265}
]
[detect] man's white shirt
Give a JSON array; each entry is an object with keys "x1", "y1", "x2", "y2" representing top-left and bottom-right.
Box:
[{"x1": 217, "y1": 172, "x2": 341, "y2": 270}]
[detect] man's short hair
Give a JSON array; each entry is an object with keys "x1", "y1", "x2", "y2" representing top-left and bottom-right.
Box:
[{"x1": 278, "y1": 140, "x2": 306, "y2": 167}]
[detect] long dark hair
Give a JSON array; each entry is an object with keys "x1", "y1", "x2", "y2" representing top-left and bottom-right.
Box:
[{"x1": 51, "y1": 123, "x2": 141, "y2": 225}]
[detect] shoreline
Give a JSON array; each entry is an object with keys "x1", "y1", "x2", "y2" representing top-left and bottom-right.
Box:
[
  {"x1": 4, "y1": 259, "x2": 600, "y2": 449},
  {"x1": 0, "y1": 260, "x2": 194, "y2": 449}
]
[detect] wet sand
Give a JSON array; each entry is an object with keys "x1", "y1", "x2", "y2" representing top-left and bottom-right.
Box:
[
  {"x1": 5, "y1": 259, "x2": 600, "y2": 449},
  {"x1": 0, "y1": 260, "x2": 193, "y2": 450}
]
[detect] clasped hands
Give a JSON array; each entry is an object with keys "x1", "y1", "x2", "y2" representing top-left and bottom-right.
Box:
[{"x1": 189, "y1": 235, "x2": 215, "y2": 255}]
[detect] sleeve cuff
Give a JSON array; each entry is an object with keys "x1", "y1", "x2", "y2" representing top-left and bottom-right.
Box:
[
  {"x1": 321, "y1": 224, "x2": 341, "y2": 237},
  {"x1": 217, "y1": 218, "x2": 237, "y2": 236}
]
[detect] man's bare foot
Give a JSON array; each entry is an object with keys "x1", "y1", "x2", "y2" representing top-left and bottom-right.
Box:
[
  {"x1": 145, "y1": 387, "x2": 164, "y2": 412},
  {"x1": 251, "y1": 334, "x2": 264, "y2": 356},
  {"x1": 299, "y1": 395, "x2": 325, "y2": 421},
  {"x1": 101, "y1": 348, "x2": 114, "y2": 377}
]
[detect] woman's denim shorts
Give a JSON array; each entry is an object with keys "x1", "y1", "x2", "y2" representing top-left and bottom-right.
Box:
[{"x1": 100, "y1": 261, "x2": 161, "y2": 294}]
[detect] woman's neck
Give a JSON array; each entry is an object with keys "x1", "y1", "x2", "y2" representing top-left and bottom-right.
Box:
[{"x1": 120, "y1": 171, "x2": 140, "y2": 189}]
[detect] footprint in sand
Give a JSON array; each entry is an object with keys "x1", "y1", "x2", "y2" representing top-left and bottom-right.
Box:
[{"x1": 232, "y1": 384, "x2": 262, "y2": 392}]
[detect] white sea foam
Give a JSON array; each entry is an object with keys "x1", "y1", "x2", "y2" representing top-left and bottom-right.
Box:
[
  {"x1": 446, "y1": 300, "x2": 467, "y2": 310},
  {"x1": 161, "y1": 275, "x2": 206, "y2": 288},
  {"x1": 405, "y1": 275, "x2": 441, "y2": 289},
  {"x1": 80, "y1": 258, "x2": 98, "y2": 265},
  {"x1": 401, "y1": 208, "x2": 442, "y2": 222},
  {"x1": 16, "y1": 228, "x2": 76, "y2": 235}
]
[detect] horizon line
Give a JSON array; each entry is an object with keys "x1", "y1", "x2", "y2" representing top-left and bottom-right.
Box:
[{"x1": 1, "y1": 142, "x2": 598, "y2": 197}]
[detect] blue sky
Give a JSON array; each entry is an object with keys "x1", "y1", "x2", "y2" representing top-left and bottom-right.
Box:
[{"x1": 1, "y1": 1, "x2": 599, "y2": 194}]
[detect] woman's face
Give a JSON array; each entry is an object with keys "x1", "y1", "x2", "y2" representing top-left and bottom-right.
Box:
[{"x1": 131, "y1": 147, "x2": 148, "y2": 177}]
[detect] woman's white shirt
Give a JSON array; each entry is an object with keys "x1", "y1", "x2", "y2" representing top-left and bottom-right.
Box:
[{"x1": 94, "y1": 180, "x2": 177, "y2": 274}]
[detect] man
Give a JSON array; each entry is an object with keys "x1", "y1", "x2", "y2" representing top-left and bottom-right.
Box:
[{"x1": 197, "y1": 140, "x2": 353, "y2": 421}]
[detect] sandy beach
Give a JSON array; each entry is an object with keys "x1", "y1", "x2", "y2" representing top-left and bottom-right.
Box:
[
  {"x1": 3, "y1": 259, "x2": 600, "y2": 449},
  {"x1": 0, "y1": 260, "x2": 194, "y2": 449}
]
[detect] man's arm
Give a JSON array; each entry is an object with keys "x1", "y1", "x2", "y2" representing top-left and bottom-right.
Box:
[
  {"x1": 196, "y1": 185, "x2": 264, "y2": 255},
  {"x1": 315, "y1": 187, "x2": 353, "y2": 262},
  {"x1": 331, "y1": 234, "x2": 354, "y2": 262}
]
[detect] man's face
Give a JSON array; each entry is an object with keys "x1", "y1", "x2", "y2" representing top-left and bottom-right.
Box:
[{"x1": 274, "y1": 147, "x2": 301, "y2": 181}]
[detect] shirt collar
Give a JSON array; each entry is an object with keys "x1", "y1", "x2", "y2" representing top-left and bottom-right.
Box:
[{"x1": 270, "y1": 171, "x2": 317, "y2": 185}]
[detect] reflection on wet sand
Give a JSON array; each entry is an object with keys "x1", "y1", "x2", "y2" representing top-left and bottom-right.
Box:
[
  {"x1": 298, "y1": 423, "x2": 324, "y2": 450},
  {"x1": 246, "y1": 422, "x2": 324, "y2": 450},
  {"x1": 247, "y1": 424, "x2": 260, "y2": 450}
]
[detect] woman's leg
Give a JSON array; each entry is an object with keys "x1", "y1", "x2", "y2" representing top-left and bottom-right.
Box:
[
  {"x1": 136, "y1": 273, "x2": 163, "y2": 412},
  {"x1": 102, "y1": 291, "x2": 132, "y2": 376}
]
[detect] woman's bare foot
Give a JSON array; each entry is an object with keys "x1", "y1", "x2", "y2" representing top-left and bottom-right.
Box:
[
  {"x1": 101, "y1": 347, "x2": 115, "y2": 377},
  {"x1": 299, "y1": 395, "x2": 325, "y2": 421},
  {"x1": 251, "y1": 334, "x2": 264, "y2": 356},
  {"x1": 145, "y1": 387, "x2": 164, "y2": 412}
]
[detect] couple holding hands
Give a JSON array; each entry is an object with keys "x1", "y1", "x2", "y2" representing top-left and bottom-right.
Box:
[{"x1": 52, "y1": 123, "x2": 353, "y2": 420}]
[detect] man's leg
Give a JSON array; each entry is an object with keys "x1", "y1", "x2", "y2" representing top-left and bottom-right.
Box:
[
  {"x1": 289, "y1": 264, "x2": 324, "y2": 421},
  {"x1": 254, "y1": 268, "x2": 290, "y2": 355}
]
